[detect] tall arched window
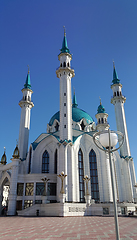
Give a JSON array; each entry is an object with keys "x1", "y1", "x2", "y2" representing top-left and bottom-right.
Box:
[
  {"x1": 54, "y1": 149, "x2": 57, "y2": 174},
  {"x1": 78, "y1": 149, "x2": 85, "y2": 202},
  {"x1": 42, "y1": 150, "x2": 49, "y2": 173},
  {"x1": 89, "y1": 149, "x2": 99, "y2": 202}
]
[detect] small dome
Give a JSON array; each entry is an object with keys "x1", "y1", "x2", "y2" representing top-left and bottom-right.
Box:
[
  {"x1": 97, "y1": 104, "x2": 105, "y2": 114},
  {"x1": 49, "y1": 107, "x2": 94, "y2": 126},
  {"x1": 0, "y1": 151, "x2": 7, "y2": 165},
  {"x1": 12, "y1": 145, "x2": 20, "y2": 159}
]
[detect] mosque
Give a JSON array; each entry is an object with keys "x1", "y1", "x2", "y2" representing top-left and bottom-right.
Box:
[{"x1": 0, "y1": 31, "x2": 137, "y2": 216}]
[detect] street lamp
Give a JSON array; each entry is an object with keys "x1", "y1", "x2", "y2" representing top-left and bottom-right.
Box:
[
  {"x1": 93, "y1": 129, "x2": 124, "y2": 240},
  {"x1": 57, "y1": 171, "x2": 67, "y2": 194},
  {"x1": 41, "y1": 176, "x2": 50, "y2": 196}
]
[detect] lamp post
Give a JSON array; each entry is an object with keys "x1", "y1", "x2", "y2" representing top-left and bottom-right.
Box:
[
  {"x1": 93, "y1": 129, "x2": 124, "y2": 240},
  {"x1": 57, "y1": 171, "x2": 67, "y2": 194},
  {"x1": 83, "y1": 175, "x2": 90, "y2": 195},
  {"x1": 41, "y1": 176, "x2": 50, "y2": 196},
  {"x1": 83, "y1": 175, "x2": 91, "y2": 206}
]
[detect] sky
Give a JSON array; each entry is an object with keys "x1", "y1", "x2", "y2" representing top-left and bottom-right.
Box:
[{"x1": 0, "y1": 0, "x2": 137, "y2": 175}]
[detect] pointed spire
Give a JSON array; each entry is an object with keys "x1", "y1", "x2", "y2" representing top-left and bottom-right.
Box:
[
  {"x1": 0, "y1": 147, "x2": 7, "y2": 165},
  {"x1": 72, "y1": 89, "x2": 78, "y2": 108},
  {"x1": 60, "y1": 26, "x2": 70, "y2": 54},
  {"x1": 112, "y1": 61, "x2": 120, "y2": 84},
  {"x1": 24, "y1": 65, "x2": 31, "y2": 89}
]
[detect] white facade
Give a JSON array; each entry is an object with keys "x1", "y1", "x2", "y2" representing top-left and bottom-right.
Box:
[{"x1": 0, "y1": 33, "x2": 137, "y2": 216}]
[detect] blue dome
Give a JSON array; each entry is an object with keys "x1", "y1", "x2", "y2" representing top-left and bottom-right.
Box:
[{"x1": 49, "y1": 107, "x2": 94, "y2": 126}]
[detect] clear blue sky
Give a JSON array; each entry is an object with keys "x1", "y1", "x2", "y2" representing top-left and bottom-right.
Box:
[{"x1": 0, "y1": 0, "x2": 137, "y2": 175}]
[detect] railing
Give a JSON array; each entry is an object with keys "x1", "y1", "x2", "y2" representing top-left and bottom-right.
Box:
[
  {"x1": 56, "y1": 66, "x2": 74, "y2": 70},
  {"x1": 96, "y1": 121, "x2": 109, "y2": 125}
]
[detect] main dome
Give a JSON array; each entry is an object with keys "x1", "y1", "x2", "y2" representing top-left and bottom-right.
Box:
[{"x1": 49, "y1": 107, "x2": 94, "y2": 126}]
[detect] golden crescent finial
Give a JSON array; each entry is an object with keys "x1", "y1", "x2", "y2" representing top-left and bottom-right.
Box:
[
  {"x1": 99, "y1": 96, "x2": 101, "y2": 105},
  {"x1": 63, "y1": 26, "x2": 66, "y2": 36},
  {"x1": 27, "y1": 65, "x2": 30, "y2": 74},
  {"x1": 113, "y1": 60, "x2": 115, "y2": 69}
]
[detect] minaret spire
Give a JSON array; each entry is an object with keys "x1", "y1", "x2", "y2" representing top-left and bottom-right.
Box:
[
  {"x1": 56, "y1": 29, "x2": 75, "y2": 141},
  {"x1": 18, "y1": 67, "x2": 34, "y2": 160}
]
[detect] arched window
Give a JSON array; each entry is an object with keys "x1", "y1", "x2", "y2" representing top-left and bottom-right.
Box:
[
  {"x1": 63, "y1": 62, "x2": 66, "y2": 67},
  {"x1": 101, "y1": 118, "x2": 104, "y2": 123},
  {"x1": 114, "y1": 92, "x2": 116, "y2": 97},
  {"x1": 67, "y1": 62, "x2": 69, "y2": 67},
  {"x1": 28, "y1": 147, "x2": 32, "y2": 173},
  {"x1": 98, "y1": 118, "x2": 100, "y2": 124},
  {"x1": 60, "y1": 63, "x2": 62, "y2": 67},
  {"x1": 89, "y1": 150, "x2": 99, "y2": 202},
  {"x1": 78, "y1": 149, "x2": 85, "y2": 202},
  {"x1": 54, "y1": 149, "x2": 57, "y2": 174},
  {"x1": 117, "y1": 91, "x2": 119, "y2": 96},
  {"x1": 42, "y1": 150, "x2": 49, "y2": 173},
  {"x1": 81, "y1": 121, "x2": 85, "y2": 131},
  {"x1": 55, "y1": 122, "x2": 59, "y2": 131}
]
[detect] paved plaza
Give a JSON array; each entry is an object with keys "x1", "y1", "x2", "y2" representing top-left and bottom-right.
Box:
[{"x1": 0, "y1": 216, "x2": 137, "y2": 240}]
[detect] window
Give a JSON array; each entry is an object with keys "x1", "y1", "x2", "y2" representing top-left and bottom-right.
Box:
[
  {"x1": 101, "y1": 118, "x2": 104, "y2": 123},
  {"x1": 64, "y1": 125, "x2": 66, "y2": 128},
  {"x1": 98, "y1": 118, "x2": 100, "y2": 124},
  {"x1": 114, "y1": 92, "x2": 116, "y2": 97},
  {"x1": 42, "y1": 150, "x2": 49, "y2": 173},
  {"x1": 81, "y1": 121, "x2": 85, "y2": 131},
  {"x1": 64, "y1": 114, "x2": 66, "y2": 117},
  {"x1": 48, "y1": 183, "x2": 56, "y2": 196},
  {"x1": 78, "y1": 149, "x2": 85, "y2": 202},
  {"x1": 64, "y1": 93, "x2": 66, "y2": 96},
  {"x1": 60, "y1": 63, "x2": 62, "y2": 67},
  {"x1": 36, "y1": 182, "x2": 44, "y2": 195},
  {"x1": 89, "y1": 150, "x2": 99, "y2": 202},
  {"x1": 117, "y1": 91, "x2": 119, "y2": 96},
  {"x1": 64, "y1": 103, "x2": 66, "y2": 106},
  {"x1": 54, "y1": 149, "x2": 57, "y2": 174},
  {"x1": 17, "y1": 183, "x2": 24, "y2": 196},
  {"x1": 63, "y1": 62, "x2": 66, "y2": 67},
  {"x1": 55, "y1": 122, "x2": 59, "y2": 131},
  {"x1": 25, "y1": 183, "x2": 34, "y2": 196},
  {"x1": 67, "y1": 62, "x2": 69, "y2": 67}
]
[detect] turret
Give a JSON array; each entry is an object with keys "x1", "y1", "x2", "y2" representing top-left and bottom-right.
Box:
[
  {"x1": 56, "y1": 28, "x2": 75, "y2": 141},
  {"x1": 0, "y1": 147, "x2": 7, "y2": 165},
  {"x1": 18, "y1": 67, "x2": 34, "y2": 160},
  {"x1": 111, "y1": 62, "x2": 130, "y2": 157},
  {"x1": 95, "y1": 98, "x2": 109, "y2": 131}
]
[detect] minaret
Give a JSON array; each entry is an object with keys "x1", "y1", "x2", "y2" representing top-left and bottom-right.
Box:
[
  {"x1": 56, "y1": 28, "x2": 75, "y2": 141},
  {"x1": 95, "y1": 98, "x2": 110, "y2": 131},
  {"x1": 111, "y1": 63, "x2": 136, "y2": 201},
  {"x1": 111, "y1": 62, "x2": 130, "y2": 157},
  {"x1": 18, "y1": 67, "x2": 34, "y2": 160}
]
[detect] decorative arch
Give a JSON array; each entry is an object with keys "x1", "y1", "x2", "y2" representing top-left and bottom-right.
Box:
[
  {"x1": 42, "y1": 150, "x2": 49, "y2": 173},
  {"x1": 89, "y1": 149, "x2": 99, "y2": 202},
  {"x1": 0, "y1": 171, "x2": 11, "y2": 186},
  {"x1": 78, "y1": 148, "x2": 85, "y2": 202}
]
